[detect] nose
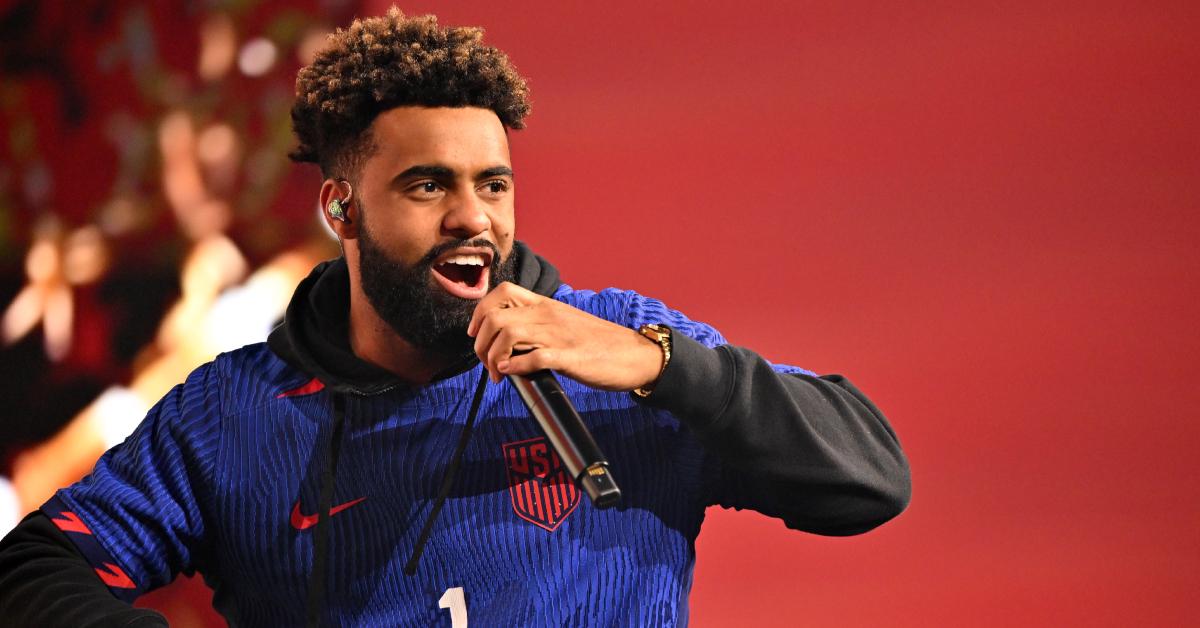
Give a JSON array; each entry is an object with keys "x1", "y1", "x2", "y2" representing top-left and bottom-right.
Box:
[{"x1": 441, "y1": 189, "x2": 491, "y2": 239}]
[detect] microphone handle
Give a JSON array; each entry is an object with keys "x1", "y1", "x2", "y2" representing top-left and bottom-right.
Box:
[{"x1": 508, "y1": 370, "x2": 621, "y2": 508}]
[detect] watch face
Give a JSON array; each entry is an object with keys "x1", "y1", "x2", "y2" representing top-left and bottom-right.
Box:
[{"x1": 642, "y1": 324, "x2": 669, "y2": 342}]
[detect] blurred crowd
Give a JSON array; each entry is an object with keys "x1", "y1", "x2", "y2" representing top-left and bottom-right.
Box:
[{"x1": 0, "y1": 1, "x2": 359, "y2": 546}]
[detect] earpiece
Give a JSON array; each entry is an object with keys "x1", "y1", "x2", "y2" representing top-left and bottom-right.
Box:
[
  {"x1": 326, "y1": 179, "x2": 353, "y2": 222},
  {"x1": 328, "y1": 198, "x2": 347, "y2": 221}
]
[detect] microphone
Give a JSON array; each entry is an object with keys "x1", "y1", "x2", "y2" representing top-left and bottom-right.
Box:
[{"x1": 508, "y1": 368, "x2": 622, "y2": 508}]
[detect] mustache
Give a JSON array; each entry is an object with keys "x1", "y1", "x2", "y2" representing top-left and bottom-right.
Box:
[{"x1": 417, "y1": 238, "x2": 503, "y2": 269}]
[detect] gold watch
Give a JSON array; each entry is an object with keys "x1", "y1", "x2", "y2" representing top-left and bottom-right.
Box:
[{"x1": 633, "y1": 324, "x2": 672, "y2": 398}]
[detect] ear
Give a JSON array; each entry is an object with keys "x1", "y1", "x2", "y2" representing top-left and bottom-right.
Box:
[{"x1": 319, "y1": 178, "x2": 359, "y2": 240}]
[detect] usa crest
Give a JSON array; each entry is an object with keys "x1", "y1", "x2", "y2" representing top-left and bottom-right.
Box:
[{"x1": 503, "y1": 437, "x2": 580, "y2": 531}]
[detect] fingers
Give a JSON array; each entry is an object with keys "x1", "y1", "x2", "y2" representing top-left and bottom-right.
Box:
[
  {"x1": 484, "y1": 324, "x2": 534, "y2": 382},
  {"x1": 479, "y1": 326, "x2": 553, "y2": 382},
  {"x1": 470, "y1": 283, "x2": 560, "y2": 381},
  {"x1": 499, "y1": 347, "x2": 554, "y2": 378},
  {"x1": 471, "y1": 299, "x2": 557, "y2": 382},
  {"x1": 468, "y1": 282, "x2": 538, "y2": 337},
  {"x1": 471, "y1": 304, "x2": 511, "y2": 355}
]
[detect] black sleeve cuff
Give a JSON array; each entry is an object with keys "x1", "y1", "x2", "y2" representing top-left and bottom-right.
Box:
[
  {"x1": 633, "y1": 330, "x2": 734, "y2": 434},
  {"x1": 0, "y1": 511, "x2": 168, "y2": 627}
]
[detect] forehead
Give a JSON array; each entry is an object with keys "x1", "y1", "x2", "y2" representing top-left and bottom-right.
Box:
[{"x1": 363, "y1": 106, "x2": 510, "y2": 175}]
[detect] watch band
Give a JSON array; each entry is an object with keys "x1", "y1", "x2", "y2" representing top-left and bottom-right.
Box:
[{"x1": 633, "y1": 323, "x2": 672, "y2": 398}]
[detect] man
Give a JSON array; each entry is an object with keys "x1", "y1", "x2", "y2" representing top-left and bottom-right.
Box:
[{"x1": 0, "y1": 9, "x2": 909, "y2": 626}]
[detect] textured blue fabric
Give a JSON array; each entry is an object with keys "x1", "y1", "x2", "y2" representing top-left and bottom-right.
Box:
[{"x1": 49, "y1": 286, "x2": 813, "y2": 627}]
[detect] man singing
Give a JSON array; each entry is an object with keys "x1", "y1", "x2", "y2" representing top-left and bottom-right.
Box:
[{"x1": 0, "y1": 8, "x2": 909, "y2": 626}]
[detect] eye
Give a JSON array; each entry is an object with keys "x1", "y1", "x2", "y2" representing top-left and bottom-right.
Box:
[
  {"x1": 480, "y1": 180, "x2": 509, "y2": 196},
  {"x1": 407, "y1": 180, "x2": 443, "y2": 198}
]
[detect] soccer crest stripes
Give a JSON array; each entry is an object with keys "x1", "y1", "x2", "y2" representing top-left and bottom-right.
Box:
[{"x1": 502, "y1": 437, "x2": 580, "y2": 531}]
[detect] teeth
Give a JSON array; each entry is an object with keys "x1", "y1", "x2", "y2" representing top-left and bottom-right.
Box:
[{"x1": 441, "y1": 254, "x2": 486, "y2": 266}]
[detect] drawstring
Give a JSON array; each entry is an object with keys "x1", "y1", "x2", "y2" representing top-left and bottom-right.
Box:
[
  {"x1": 304, "y1": 367, "x2": 488, "y2": 625},
  {"x1": 306, "y1": 393, "x2": 347, "y2": 628},
  {"x1": 404, "y1": 368, "x2": 490, "y2": 575}
]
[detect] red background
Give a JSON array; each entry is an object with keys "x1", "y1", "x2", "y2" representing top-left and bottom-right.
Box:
[{"x1": 9, "y1": 0, "x2": 1199, "y2": 625}]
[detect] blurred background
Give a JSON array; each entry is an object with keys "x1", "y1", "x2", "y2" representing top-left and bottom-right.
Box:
[{"x1": 1, "y1": 0, "x2": 1196, "y2": 626}]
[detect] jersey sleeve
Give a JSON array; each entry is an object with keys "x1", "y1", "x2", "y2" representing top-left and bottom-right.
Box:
[
  {"x1": 623, "y1": 290, "x2": 911, "y2": 536},
  {"x1": 40, "y1": 361, "x2": 223, "y2": 602}
]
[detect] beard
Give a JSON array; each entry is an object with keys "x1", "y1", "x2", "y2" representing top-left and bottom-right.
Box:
[{"x1": 357, "y1": 217, "x2": 517, "y2": 358}]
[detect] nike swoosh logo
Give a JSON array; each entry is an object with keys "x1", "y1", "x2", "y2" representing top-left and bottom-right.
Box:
[{"x1": 290, "y1": 497, "x2": 367, "y2": 530}]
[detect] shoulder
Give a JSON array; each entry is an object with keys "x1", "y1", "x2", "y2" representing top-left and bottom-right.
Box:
[
  {"x1": 552, "y1": 284, "x2": 727, "y2": 348},
  {"x1": 140, "y1": 343, "x2": 313, "y2": 460},
  {"x1": 206, "y1": 342, "x2": 314, "y2": 414}
]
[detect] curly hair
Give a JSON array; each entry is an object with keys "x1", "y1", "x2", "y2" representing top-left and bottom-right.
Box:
[{"x1": 289, "y1": 7, "x2": 531, "y2": 179}]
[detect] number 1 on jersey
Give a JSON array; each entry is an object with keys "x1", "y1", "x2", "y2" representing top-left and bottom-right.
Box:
[{"x1": 439, "y1": 586, "x2": 468, "y2": 627}]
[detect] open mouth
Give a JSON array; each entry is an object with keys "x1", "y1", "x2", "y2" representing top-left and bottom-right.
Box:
[{"x1": 431, "y1": 250, "x2": 492, "y2": 299}]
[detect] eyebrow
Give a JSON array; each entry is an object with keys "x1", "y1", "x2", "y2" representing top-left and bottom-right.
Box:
[
  {"x1": 394, "y1": 165, "x2": 454, "y2": 181},
  {"x1": 479, "y1": 166, "x2": 514, "y2": 179},
  {"x1": 393, "y1": 164, "x2": 514, "y2": 182}
]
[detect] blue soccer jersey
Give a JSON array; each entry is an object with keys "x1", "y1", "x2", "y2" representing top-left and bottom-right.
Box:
[{"x1": 40, "y1": 248, "x2": 909, "y2": 626}]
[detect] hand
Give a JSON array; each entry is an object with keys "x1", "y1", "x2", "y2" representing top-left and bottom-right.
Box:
[{"x1": 467, "y1": 282, "x2": 664, "y2": 391}]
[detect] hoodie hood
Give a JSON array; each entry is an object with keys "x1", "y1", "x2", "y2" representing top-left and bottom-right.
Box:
[{"x1": 267, "y1": 240, "x2": 562, "y2": 395}]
